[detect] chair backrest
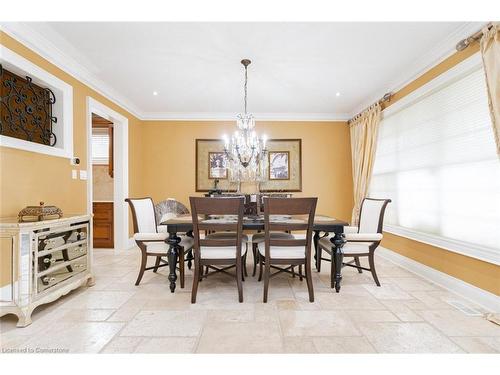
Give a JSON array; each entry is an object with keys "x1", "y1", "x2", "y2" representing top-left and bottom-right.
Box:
[
  {"x1": 263, "y1": 197, "x2": 317, "y2": 259},
  {"x1": 189, "y1": 197, "x2": 245, "y2": 259},
  {"x1": 358, "y1": 198, "x2": 392, "y2": 233},
  {"x1": 154, "y1": 198, "x2": 190, "y2": 223},
  {"x1": 125, "y1": 197, "x2": 158, "y2": 234}
]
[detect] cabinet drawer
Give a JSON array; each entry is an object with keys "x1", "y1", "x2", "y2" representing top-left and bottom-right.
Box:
[
  {"x1": 37, "y1": 256, "x2": 87, "y2": 293},
  {"x1": 37, "y1": 244, "x2": 87, "y2": 272}
]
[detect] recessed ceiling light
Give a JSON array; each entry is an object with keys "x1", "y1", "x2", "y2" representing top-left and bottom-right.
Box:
[
  {"x1": 153, "y1": 91, "x2": 158, "y2": 96},
  {"x1": 335, "y1": 92, "x2": 341, "y2": 97}
]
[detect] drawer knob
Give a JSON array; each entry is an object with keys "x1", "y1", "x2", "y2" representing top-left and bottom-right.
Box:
[
  {"x1": 42, "y1": 276, "x2": 56, "y2": 283},
  {"x1": 43, "y1": 258, "x2": 56, "y2": 264}
]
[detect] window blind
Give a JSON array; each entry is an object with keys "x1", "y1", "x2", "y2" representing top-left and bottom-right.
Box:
[
  {"x1": 370, "y1": 64, "x2": 500, "y2": 262},
  {"x1": 91, "y1": 128, "x2": 109, "y2": 165}
]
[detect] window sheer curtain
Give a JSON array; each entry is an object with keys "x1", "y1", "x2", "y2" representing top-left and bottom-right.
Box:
[
  {"x1": 480, "y1": 22, "x2": 500, "y2": 158},
  {"x1": 369, "y1": 62, "x2": 500, "y2": 263},
  {"x1": 349, "y1": 103, "x2": 381, "y2": 225}
]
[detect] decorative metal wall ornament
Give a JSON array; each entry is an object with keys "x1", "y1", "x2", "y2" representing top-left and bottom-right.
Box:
[{"x1": 0, "y1": 64, "x2": 57, "y2": 146}]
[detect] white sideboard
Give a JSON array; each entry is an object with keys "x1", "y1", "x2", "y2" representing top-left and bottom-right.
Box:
[{"x1": 0, "y1": 215, "x2": 94, "y2": 327}]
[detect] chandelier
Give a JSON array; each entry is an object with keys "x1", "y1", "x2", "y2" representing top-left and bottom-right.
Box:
[{"x1": 223, "y1": 59, "x2": 268, "y2": 184}]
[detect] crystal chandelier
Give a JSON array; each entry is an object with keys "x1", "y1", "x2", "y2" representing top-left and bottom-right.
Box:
[{"x1": 223, "y1": 59, "x2": 268, "y2": 185}]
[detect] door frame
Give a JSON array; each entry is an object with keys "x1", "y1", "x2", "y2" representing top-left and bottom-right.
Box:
[{"x1": 86, "y1": 96, "x2": 129, "y2": 251}]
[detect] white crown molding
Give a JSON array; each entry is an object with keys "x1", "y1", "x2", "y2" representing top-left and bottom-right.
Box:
[
  {"x1": 0, "y1": 22, "x2": 143, "y2": 119},
  {"x1": 140, "y1": 112, "x2": 350, "y2": 122},
  {"x1": 378, "y1": 247, "x2": 500, "y2": 313},
  {"x1": 350, "y1": 22, "x2": 487, "y2": 118}
]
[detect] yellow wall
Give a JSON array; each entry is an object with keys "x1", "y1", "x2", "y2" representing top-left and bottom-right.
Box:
[
  {"x1": 140, "y1": 120, "x2": 354, "y2": 221},
  {"x1": 380, "y1": 41, "x2": 500, "y2": 296},
  {"x1": 0, "y1": 32, "x2": 143, "y2": 230}
]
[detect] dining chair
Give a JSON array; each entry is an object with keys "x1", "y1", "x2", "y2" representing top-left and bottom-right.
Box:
[
  {"x1": 258, "y1": 197, "x2": 317, "y2": 302},
  {"x1": 125, "y1": 197, "x2": 194, "y2": 286},
  {"x1": 251, "y1": 193, "x2": 294, "y2": 277},
  {"x1": 318, "y1": 198, "x2": 391, "y2": 287},
  {"x1": 190, "y1": 196, "x2": 246, "y2": 303}
]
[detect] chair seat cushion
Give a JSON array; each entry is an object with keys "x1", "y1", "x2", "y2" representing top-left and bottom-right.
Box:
[
  {"x1": 252, "y1": 232, "x2": 294, "y2": 244},
  {"x1": 257, "y1": 243, "x2": 305, "y2": 259},
  {"x1": 144, "y1": 235, "x2": 194, "y2": 253},
  {"x1": 200, "y1": 245, "x2": 247, "y2": 259},
  {"x1": 205, "y1": 232, "x2": 249, "y2": 243},
  {"x1": 318, "y1": 237, "x2": 372, "y2": 254}
]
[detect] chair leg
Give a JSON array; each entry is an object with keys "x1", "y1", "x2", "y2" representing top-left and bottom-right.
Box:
[
  {"x1": 135, "y1": 249, "x2": 147, "y2": 286},
  {"x1": 236, "y1": 259, "x2": 244, "y2": 303},
  {"x1": 252, "y1": 243, "x2": 258, "y2": 276},
  {"x1": 354, "y1": 256, "x2": 363, "y2": 273},
  {"x1": 291, "y1": 266, "x2": 296, "y2": 278},
  {"x1": 243, "y1": 249, "x2": 248, "y2": 277},
  {"x1": 298, "y1": 264, "x2": 303, "y2": 281},
  {"x1": 179, "y1": 247, "x2": 185, "y2": 289},
  {"x1": 305, "y1": 259, "x2": 314, "y2": 302},
  {"x1": 263, "y1": 260, "x2": 271, "y2": 303},
  {"x1": 191, "y1": 261, "x2": 200, "y2": 303},
  {"x1": 153, "y1": 256, "x2": 161, "y2": 273},
  {"x1": 317, "y1": 246, "x2": 322, "y2": 272},
  {"x1": 368, "y1": 252, "x2": 381, "y2": 286},
  {"x1": 258, "y1": 255, "x2": 264, "y2": 282}
]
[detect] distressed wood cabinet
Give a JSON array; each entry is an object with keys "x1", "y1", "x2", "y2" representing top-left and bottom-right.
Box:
[{"x1": 0, "y1": 215, "x2": 94, "y2": 327}]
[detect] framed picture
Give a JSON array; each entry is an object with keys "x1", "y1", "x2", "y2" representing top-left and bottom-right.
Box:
[
  {"x1": 208, "y1": 152, "x2": 228, "y2": 179},
  {"x1": 196, "y1": 139, "x2": 236, "y2": 192},
  {"x1": 196, "y1": 138, "x2": 302, "y2": 192},
  {"x1": 268, "y1": 151, "x2": 290, "y2": 180},
  {"x1": 260, "y1": 139, "x2": 302, "y2": 192}
]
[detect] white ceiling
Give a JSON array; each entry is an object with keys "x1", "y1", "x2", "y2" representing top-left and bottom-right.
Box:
[{"x1": 1, "y1": 22, "x2": 484, "y2": 120}]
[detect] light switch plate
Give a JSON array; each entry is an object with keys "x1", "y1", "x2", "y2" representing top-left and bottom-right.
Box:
[
  {"x1": 79, "y1": 170, "x2": 88, "y2": 180},
  {"x1": 72, "y1": 170, "x2": 77, "y2": 179}
]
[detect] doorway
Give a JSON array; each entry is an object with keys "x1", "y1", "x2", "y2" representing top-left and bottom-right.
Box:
[
  {"x1": 91, "y1": 113, "x2": 114, "y2": 248},
  {"x1": 86, "y1": 97, "x2": 129, "y2": 251}
]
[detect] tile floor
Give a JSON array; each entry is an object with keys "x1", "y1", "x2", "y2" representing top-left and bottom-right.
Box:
[{"x1": 1, "y1": 247, "x2": 499, "y2": 354}]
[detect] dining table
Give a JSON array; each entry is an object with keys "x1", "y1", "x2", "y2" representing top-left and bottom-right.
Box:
[{"x1": 160, "y1": 214, "x2": 349, "y2": 293}]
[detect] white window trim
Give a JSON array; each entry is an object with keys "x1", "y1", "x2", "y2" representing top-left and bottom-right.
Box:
[
  {"x1": 379, "y1": 52, "x2": 500, "y2": 266},
  {"x1": 0, "y1": 46, "x2": 73, "y2": 158}
]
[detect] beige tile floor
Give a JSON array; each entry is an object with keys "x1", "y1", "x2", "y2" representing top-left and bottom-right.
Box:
[{"x1": 1, "y1": 247, "x2": 499, "y2": 354}]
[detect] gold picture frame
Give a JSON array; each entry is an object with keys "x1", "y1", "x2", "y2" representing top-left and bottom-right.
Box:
[{"x1": 196, "y1": 138, "x2": 302, "y2": 192}]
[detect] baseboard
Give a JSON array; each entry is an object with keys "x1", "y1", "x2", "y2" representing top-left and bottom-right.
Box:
[{"x1": 377, "y1": 247, "x2": 500, "y2": 313}]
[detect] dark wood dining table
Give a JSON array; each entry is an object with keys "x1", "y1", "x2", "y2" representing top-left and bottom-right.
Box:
[{"x1": 160, "y1": 215, "x2": 349, "y2": 293}]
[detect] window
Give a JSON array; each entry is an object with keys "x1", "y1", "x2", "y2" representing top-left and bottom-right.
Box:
[
  {"x1": 370, "y1": 54, "x2": 500, "y2": 264},
  {"x1": 92, "y1": 127, "x2": 110, "y2": 165}
]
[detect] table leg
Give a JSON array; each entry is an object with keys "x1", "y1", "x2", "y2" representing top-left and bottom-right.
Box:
[
  {"x1": 313, "y1": 230, "x2": 320, "y2": 272},
  {"x1": 167, "y1": 231, "x2": 181, "y2": 293},
  {"x1": 330, "y1": 232, "x2": 346, "y2": 293}
]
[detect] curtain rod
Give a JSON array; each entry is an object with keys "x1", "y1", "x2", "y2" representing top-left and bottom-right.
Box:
[
  {"x1": 348, "y1": 92, "x2": 393, "y2": 124},
  {"x1": 456, "y1": 22, "x2": 493, "y2": 51}
]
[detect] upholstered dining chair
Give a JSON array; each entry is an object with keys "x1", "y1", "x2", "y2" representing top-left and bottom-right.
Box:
[
  {"x1": 154, "y1": 198, "x2": 195, "y2": 269},
  {"x1": 318, "y1": 198, "x2": 391, "y2": 287},
  {"x1": 125, "y1": 197, "x2": 194, "y2": 286},
  {"x1": 190, "y1": 197, "x2": 246, "y2": 303},
  {"x1": 258, "y1": 197, "x2": 317, "y2": 302}
]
